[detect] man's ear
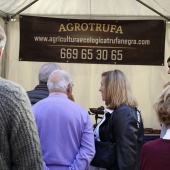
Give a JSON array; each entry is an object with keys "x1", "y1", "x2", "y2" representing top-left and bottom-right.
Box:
[{"x1": 67, "y1": 84, "x2": 72, "y2": 98}]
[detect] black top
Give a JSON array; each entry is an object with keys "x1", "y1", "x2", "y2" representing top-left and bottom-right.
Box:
[
  {"x1": 99, "y1": 105, "x2": 144, "y2": 170},
  {"x1": 27, "y1": 83, "x2": 49, "y2": 105}
]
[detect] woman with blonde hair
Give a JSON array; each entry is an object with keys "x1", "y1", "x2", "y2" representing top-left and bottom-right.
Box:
[
  {"x1": 90, "y1": 69, "x2": 144, "y2": 170},
  {"x1": 140, "y1": 86, "x2": 170, "y2": 170}
]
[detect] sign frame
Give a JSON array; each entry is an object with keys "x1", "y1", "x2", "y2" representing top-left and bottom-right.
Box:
[{"x1": 19, "y1": 15, "x2": 166, "y2": 66}]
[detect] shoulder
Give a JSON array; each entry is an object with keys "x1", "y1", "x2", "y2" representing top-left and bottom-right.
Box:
[
  {"x1": 72, "y1": 100, "x2": 88, "y2": 112},
  {"x1": 0, "y1": 78, "x2": 32, "y2": 111},
  {"x1": 142, "y1": 138, "x2": 162, "y2": 151},
  {"x1": 27, "y1": 84, "x2": 49, "y2": 94},
  {"x1": 0, "y1": 78, "x2": 27, "y2": 97},
  {"x1": 113, "y1": 105, "x2": 140, "y2": 126},
  {"x1": 63, "y1": 98, "x2": 90, "y2": 118},
  {"x1": 114, "y1": 104, "x2": 135, "y2": 117},
  {"x1": 141, "y1": 138, "x2": 170, "y2": 161},
  {"x1": 116, "y1": 104, "x2": 135, "y2": 111}
]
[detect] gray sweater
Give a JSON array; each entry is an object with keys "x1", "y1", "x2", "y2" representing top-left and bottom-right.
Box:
[{"x1": 0, "y1": 77, "x2": 43, "y2": 170}]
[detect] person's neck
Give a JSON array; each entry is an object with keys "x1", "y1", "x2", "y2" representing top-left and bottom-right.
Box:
[
  {"x1": 163, "y1": 128, "x2": 170, "y2": 139},
  {"x1": 39, "y1": 82, "x2": 47, "y2": 85},
  {"x1": 49, "y1": 91, "x2": 68, "y2": 98}
]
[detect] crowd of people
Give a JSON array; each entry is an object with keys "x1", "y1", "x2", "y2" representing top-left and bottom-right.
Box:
[{"x1": 1, "y1": 24, "x2": 170, "y2": 170}]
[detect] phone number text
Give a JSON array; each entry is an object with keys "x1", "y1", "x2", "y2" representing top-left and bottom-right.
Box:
[{"x1": 60, "y1": 48, "x2": 123, "y2": 61}]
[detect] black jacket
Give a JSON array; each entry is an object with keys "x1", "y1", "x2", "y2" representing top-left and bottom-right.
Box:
[
  {"x1": 27, "y1": 84, "x2": 49, "y2": 105},
  {"x1": 99, "y1": 105, "x2": 144, "y2": 170}
]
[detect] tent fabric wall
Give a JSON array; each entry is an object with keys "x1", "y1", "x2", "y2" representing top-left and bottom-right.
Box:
[{"x1": 0, "y1": 0, "x2": 170, "y2": 129}]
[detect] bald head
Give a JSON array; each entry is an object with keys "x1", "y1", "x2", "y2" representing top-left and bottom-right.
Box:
[{"x1": 47, "y1": 69, "x2": 73, "y2": 94}]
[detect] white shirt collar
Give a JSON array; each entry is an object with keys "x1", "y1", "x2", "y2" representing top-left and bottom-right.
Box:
[
  {"x1": 104, "y1": 109, "x2": 113, "y2": 114},
  {"x1": 163, "y1": 128, "x2": 170, "y2": 140}
]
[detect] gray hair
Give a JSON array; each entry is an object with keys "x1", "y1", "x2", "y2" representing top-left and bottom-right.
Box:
[
  {"x1": 0, "y1": 25, "x2": 6, "y2": 50},
  {"x1": 38, "y1": 62, "x2": 61, "y2": 84},
  {"x1": 47, "y1": 69, "x2": 72, "y2": 93}
]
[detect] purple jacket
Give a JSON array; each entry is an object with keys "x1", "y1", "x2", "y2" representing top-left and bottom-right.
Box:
[{"x1": 33, "y1": 93, "x2": 95, "y2": 170}]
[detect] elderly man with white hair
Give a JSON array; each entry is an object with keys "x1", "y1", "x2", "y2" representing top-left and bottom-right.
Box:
[{"x1": 32, "y1": 69, "x2": 95, "y2": 170}]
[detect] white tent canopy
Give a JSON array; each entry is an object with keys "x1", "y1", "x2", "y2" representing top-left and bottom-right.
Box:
[
  {"x1": 0, "y1": 0, "x2": 170, "y2": 129},
  {"x1": 1, "y1": 0, "x2": 170, "y2": 18}
]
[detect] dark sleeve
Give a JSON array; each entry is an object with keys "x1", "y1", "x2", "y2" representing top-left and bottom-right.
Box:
[{"x1": 113, "y1": 106, "x2": 139, "y2": 170}]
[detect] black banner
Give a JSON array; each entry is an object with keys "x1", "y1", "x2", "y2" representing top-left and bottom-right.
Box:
[{"x1": 19, "y1": 15, "x2": 166, "y2": 65}]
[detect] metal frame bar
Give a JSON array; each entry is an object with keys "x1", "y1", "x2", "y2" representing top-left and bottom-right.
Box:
[
  {"x1": 7, "y1": 0, "x2": 39, "y2": 21},
  {"x1": 136, "y1": 0, "x2": 170, "y2": 21},
  {"x1": 0, "y1": 10, "x2": 7, "y2": 19}
]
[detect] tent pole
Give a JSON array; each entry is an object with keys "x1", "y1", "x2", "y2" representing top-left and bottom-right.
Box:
[
  {"x1": 136, "y1": 0, "x2": 170, "y2": 21},
  {"x1": 7, "y1": 0, "x2": 39, "y2": 21}
]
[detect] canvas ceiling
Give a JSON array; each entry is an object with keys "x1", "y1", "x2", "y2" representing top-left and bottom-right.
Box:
[
  {"x1": 0, "y1": 0, "x2": 170, "y2": 130},
  {"x1": 0, "y1": 0, "x2": 170, "y2": 19}
]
